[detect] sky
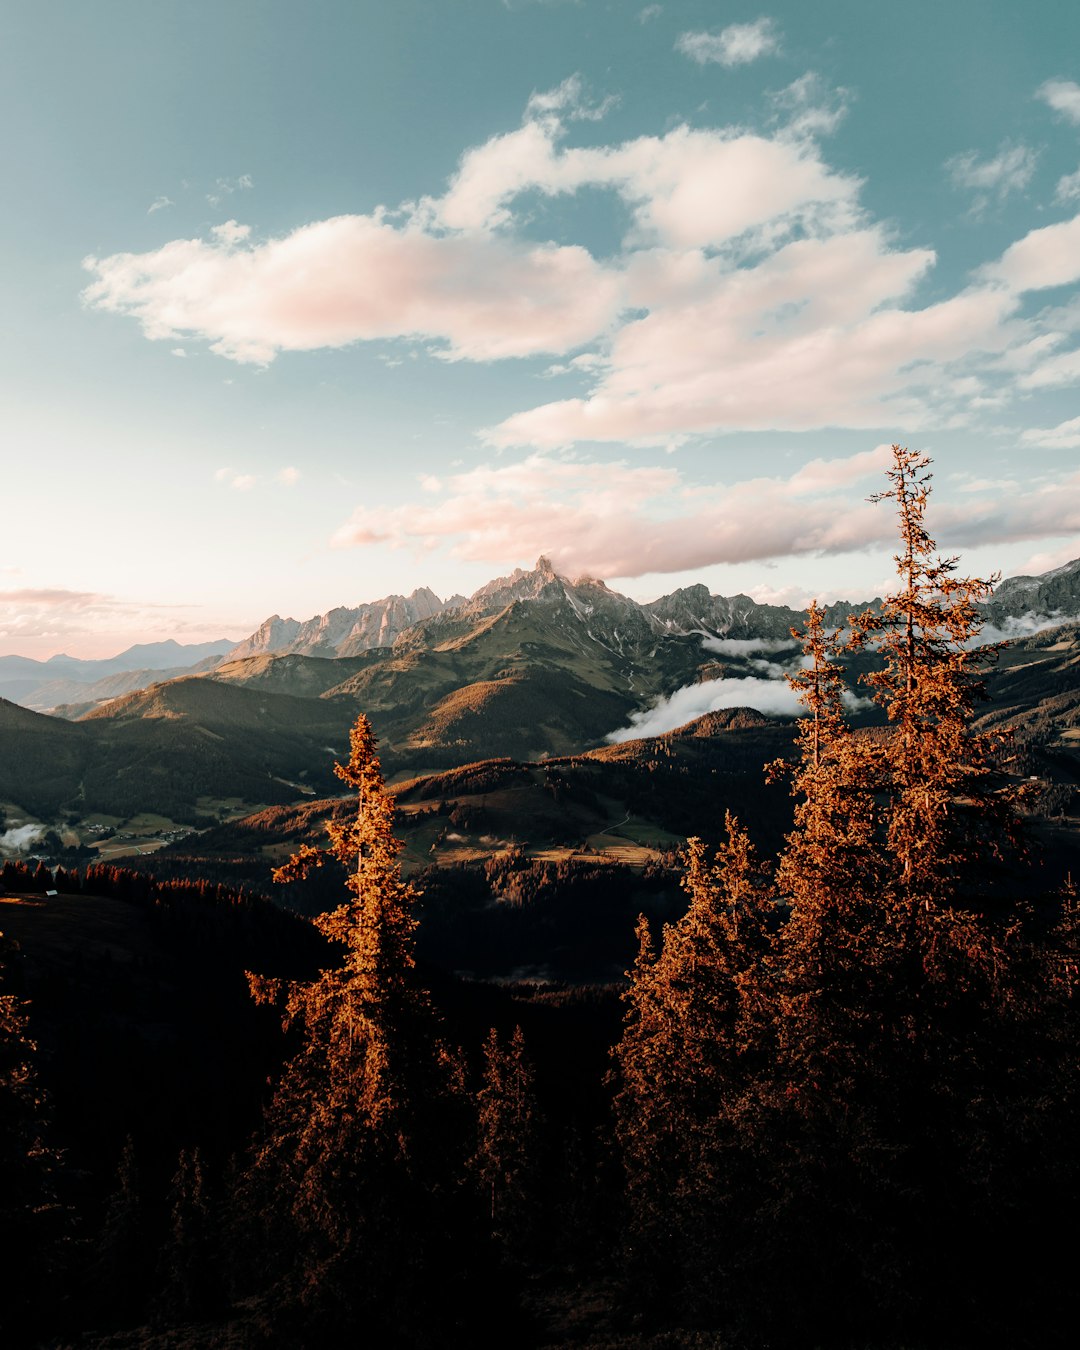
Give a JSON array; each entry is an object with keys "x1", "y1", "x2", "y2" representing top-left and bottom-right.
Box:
[{"x1": 2, "y1": 0, "x2": 1080, "y2": 659}]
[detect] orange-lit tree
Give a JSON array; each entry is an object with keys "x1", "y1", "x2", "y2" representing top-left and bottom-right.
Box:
[
  {"x1": 862, "y1": 445, "x2": 1014, "y2": 913},
  {"x1": 244, "y1": 715, "x2": 467, "y2": 1338},
  {"x1": 611, "y1": 814, "x2": 774, "y2": 1311}
]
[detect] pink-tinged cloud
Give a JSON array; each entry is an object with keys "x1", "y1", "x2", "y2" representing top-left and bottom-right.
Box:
[
  {"x1": 0, "y1": 588, "x2": 111, "y2": 609},
  {"x1": 83, "y1": 215, "x2": 622, "y2": 364},
  {"x1": 331, "y1": 448, "x2": 1080, "y2": 580},
  {"x1": 434, "y1": 120, "x2": 859, "y2": 247},
  {"x1": 491, "y1": 238, "x2": 1024, "y2": 445},
  {"x1": 80, "y1": 82, "x2": 1080, "y2": 447},
  {"x1": 984, "y1": 211, "x2": 1080, "y2": 292},
  {"x1": 1021, "y1": 416, "x2": 1080, "y2": 449}
]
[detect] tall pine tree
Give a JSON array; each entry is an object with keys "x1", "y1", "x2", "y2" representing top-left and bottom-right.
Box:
[{"x1": 242, "y1": 715, "x2": 471, "y2": 1343}]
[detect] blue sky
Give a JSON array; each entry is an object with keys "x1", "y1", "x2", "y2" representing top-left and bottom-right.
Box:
[{"x1": 2, "y1": 0, "x2": 1080, "y2": 657}]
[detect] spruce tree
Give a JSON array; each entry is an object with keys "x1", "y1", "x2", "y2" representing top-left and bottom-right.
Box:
[
  {"x1": 611, "y1": 815, "x2": 774, "y2": 1314},
  {"x1": 94, "y1": 1136, "x2": 150, "y2": 1323},
  {"x1": 0, "y1": 935, "x2": 63, "y2": 1345},
  {"x1": 243, "y1": 714, "x2": 469, "y2": 1342},
  {"x1": 157, "y1": 1146, "x2": 220, "y2": 1322},
  {"x1": 861, "y1": 445, "x2": 1015, "y2": 913},
  {"x1": 470, "y1": 1024, "x2": 542, "y2": 1256}
]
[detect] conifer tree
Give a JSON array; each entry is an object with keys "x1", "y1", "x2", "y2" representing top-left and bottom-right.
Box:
[
  {"x1": 861, "y1": 445, "x2": 1013, "y2": 913},
  {"x1": 94, "y1": 1136, "x2": 150, "y2": 1322},
  {"x1": 771, "y1": 601, "x2": 887, "y2": 1094},
  {"x1": 471, "y1": 1024, "x2": 541, "y2": 1255},
  {"x1": 157, "y1": 1146, "x2": 220, "y2": 1322},
  {"x1": 0, "y1": 935, "x2": 63, "y2": 1345},
  {"x1": 611, "y1": 815, "x2": 774, "y2": 1309},
  {"x1": 244, "y1": 714, "x2": 469, "y2": 1340}
]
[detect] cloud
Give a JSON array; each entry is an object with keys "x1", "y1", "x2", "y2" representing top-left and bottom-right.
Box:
[
  {"x1": 83, "y1": 85, "x2": 1080, "y2": 449},
  {"x1": 768, "y1": 72, "x2": 850, "y2": 139},
  {"x1": 206, "y1": 174, "x2": 253, "y2": 208},
  {"x1": 83, "y1": 214, "x2": 621, "y2": 364},
  {"x1": 639, "y1": 5, "x2": 662, "y2": 22},
  {"x1": 975, "y1": 611, "x2": 1074, "y2": 647},
  {"x1": 702, "y1": 636, "x2": 801, "y2": 656},
  {"x1": 0, "y1": 587, "x2": 111, "y2": 609},
  {"x1": 675, "y1": 18, "x2": 780, "y2": 68},
  {"x1": 525, "y1": 74, "x2": 617, "y2": 123},
  {"x1": 1018, "y1": 543, "x2": 1080, "y2": 575},
  {"x1": 331, "y1": 447, "x2": 1080, "y2": 580},
  {"x1": 984, "y1": 211, "x2": 1080, "y2": 291},
  {"x1": 607, "y1": 675, "x2": 803, "y2": 741},
  {"x1": 215, "y1": 467, "x2": 258, "y2": 489},
  {"x1": 1057, "y1": 167, "x2": 1080, "y2": 201},
  {"x1": 491, "y1": 239, "x2": 1023, "y2": 445},
  {"x1": 276, "y1": 466, "x2": 301, "y2": 486},
  {"x1": 433, "y1": 112, "x2": 860, "y2": 245},
  {"x1": 148, "y1": 195, "x2": 174, "y2": 214},
  {"x1": 0, "y1": 825, "x2": 44, "y2": 855},
  {"x1": 1016, "y1": 345, "x2": 1080, "y2": 390},
  {"x1": 0, "y1": 588, "x2": 162, "y2": 646},
  {"x1": 1020, "y1": 416, "x2": 1080, "y2": 449},
  {"x1": 1037, "y1": 78, "x2": 1080, "y2": 124},
  {"x1": 946, "y1": 141, "x2": 1038, "y2": 208}
]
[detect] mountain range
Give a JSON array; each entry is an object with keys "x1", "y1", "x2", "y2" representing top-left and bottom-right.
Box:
[
  {"x1": 6, "y1": 554, "x2": 1079, "y2": 717},
  {"x1": 0, "y1": 554, "x2": 1078, "y2": 830}
]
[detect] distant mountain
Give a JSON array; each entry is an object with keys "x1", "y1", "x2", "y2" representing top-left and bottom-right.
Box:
[
  {"x1": 224, "y1": 588, "x2": 451, "y2": 661},
  {"x1": 223, "y1": 552, "x2": 1080, "y2": 672},
  {"x1": 982, "y1": 557, "x2": 1080, "y2": 624},
  {"x1": 0, "y1": 638, "x2": 238, "y2": 712}
]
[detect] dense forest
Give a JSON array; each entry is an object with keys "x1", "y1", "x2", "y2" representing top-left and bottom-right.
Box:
[{"x1": 2, "y1": 449, "x2": 1078, "y2": 1348}]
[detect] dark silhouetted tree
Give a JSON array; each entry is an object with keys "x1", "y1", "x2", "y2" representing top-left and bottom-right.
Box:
[
  {"x1": 470, "y1": 1024, "x2": 541, "y2": 1256},
  {"x1": 157, "y1": 1146, "x2": 221, "y2": 1322},
  {"x1": 0, "y1": 935, "x2": 64, "y2": 1346}
]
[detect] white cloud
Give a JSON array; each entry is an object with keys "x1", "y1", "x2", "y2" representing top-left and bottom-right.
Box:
[
  {"x1": 702, "y1": 636, "x2": 800, "y2": 656},
  {"x1": 207, "y1": 174, "x2": 254, "y2": 207},
  {"x1": 148, "y1": 195, "x2": 174, "y2": 214},
  {"x1": 0, "y1": 825, "x2": 44, "y2": 854},
  {"x1": 83, "y1": 87, "x2": 1080, "y2": 450},
  {"x1": 675, "y1": 18, "x2": 780, "y2": 68},
  {"x1": 975, "y1": 611, "x2": 1073, "y2": 647},
  {"x1": 1019, "y1": 543, "x2": 1080, "y2": 574},
  {"x1": 215, "y1": 467, "x2": 258, "y2": 490},
  {"x1": 1038, "y1": 78, "x2": 1080, "y2": 124},
  {"x1": 769, "y1": 72, "x2": 850, "y2": 139},
  {"x1": 0, "y1": 588, "x2": 177, "y2": 647},
  {"x1": 1056, "y1": 166, "x2": 1080, "y2": 202},
  {"x1": 434, "y1": 113, "x2": 860, "y2": 245},
  {"x1": 985, "y1": 211, "x2": 1080, "y2": 291},
  {"x1": 1016, "y1": 345, "x2": 1080, "y2": 390},
  {"x1": 331, "y1": 445, "x2": 1080, "y2": 580},
  {"x1": 607, "y1": 675, "x2": 803, "y2": 741},
  {"x1": 525, "y1": 74, "x2": 617, "y2": 123},
  {"x1": 639, "y1": 4, "x2": 662, "y2": 22},
  {"x1": 946, "y1": 141, "x2": 1038, "y2": 207},
  {"x1": 1021, "y1": 416, "x2": 1080, "y2": 449},
  {"x1": 491, "y1": 239, "x2": 1022, "y2": 446},
  {"x1": 83, "y1": 214, "x2": 621, "y2": 364}
]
